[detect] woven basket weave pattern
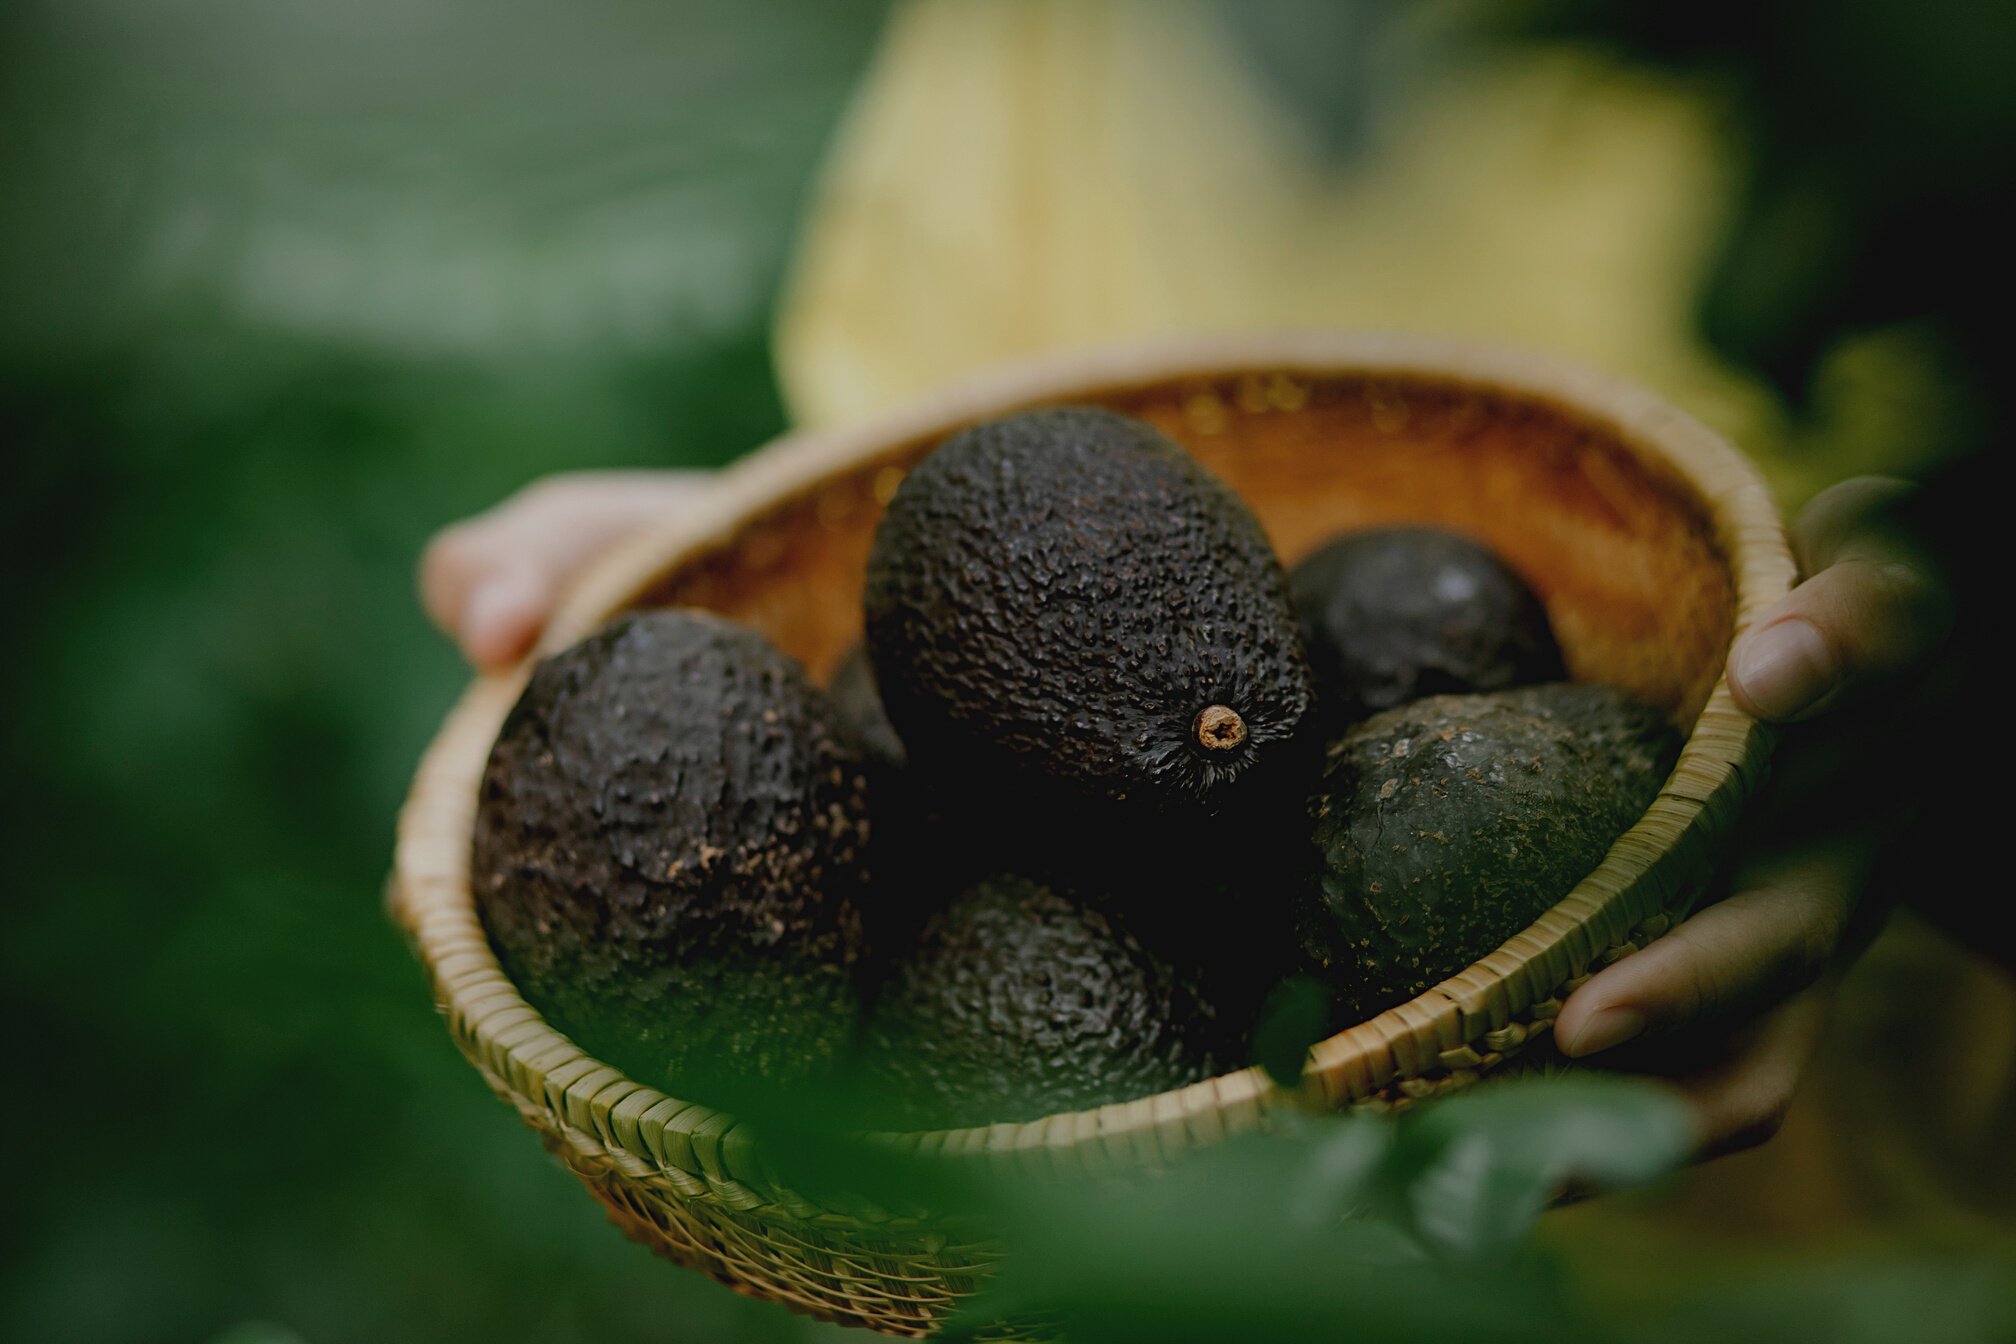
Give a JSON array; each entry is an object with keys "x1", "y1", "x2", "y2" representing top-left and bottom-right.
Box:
[{"x1": 392, "y1": 335, "x2": 1792, "y2": 1339}]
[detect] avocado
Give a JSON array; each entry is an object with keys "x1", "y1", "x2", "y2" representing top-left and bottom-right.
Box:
[
  {"x1": 471, "y1": 610, "x2": 872, "y2": 1096},
  {"x1": 858, "y1": 873, "x2": 1237, "y2": 1129},
  {"x1": 827, "y1": 641, "x2": 906, "y2": 771},
  {"x1": 1298, "y1": 684, "x2": 1680, "y2": 1022},
  {"x1": 1289, "y1": 527, "x2": 1564, "y2": 725},
  {"x1": 863, "y1": 407, "x2": 1317, "y2": 822}
]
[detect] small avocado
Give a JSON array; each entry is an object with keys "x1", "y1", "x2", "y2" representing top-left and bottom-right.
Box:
[
  {"x1": 472, "y1": 610, "x2": 872, "y2": 1096},
  {"x1": 864, "y1": 407, "x2": 1317, "y2": 821},
  {"x1": 1298, "y1": 684, "x2": 1680, "y2": 1022},
  {"x1": 858, "y1": 873, "x2": 1237, "y2": 1129},
  {"x1": 1289, "y1": 527, "x2": 1564, "y2": 724}
]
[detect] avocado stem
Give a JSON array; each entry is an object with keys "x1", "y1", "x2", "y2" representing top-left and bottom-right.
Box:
[{"x1": 1194, "y1": 704, "x2": 1247, "y2": 751}]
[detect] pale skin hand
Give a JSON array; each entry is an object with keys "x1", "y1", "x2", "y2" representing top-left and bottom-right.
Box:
[
  {"x1": 419, "y1": 471, "x2": 1951, "y2": 1157},
  {"x1": 1554, "y1": 476, "x2": 1953, "y2": 1158},
  {"x1": 418, "y1": 470, "x2": 713, "y2": 668}
]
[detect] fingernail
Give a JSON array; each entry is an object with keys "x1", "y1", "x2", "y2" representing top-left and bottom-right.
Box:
[
  {"x1": 1562, "y1": 1007, "x2": 1645, "y2": 1058},
  {"x1": 1730, "y1": 618, "x2": 1834, "y2": 721}
]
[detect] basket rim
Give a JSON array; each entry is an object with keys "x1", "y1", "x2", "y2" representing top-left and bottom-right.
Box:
[{"x1": 391, "y1": 329, "x2": 1793, "y2": 1219}]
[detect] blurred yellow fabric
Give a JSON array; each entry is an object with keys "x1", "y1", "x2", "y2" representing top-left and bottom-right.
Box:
[
  {"x1": 773, "y1": 0, "x2": 2013, "y2": 1261},
  {"x1": 776, "y1": 0, "x2": 1315, "y2": 428},
  {"x1": 775, "y1": 0, "x2": 1779, "y2": 467}
]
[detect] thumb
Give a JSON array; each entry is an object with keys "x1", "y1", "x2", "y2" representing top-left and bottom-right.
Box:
[{"x1": 1726, "y1": 477, "x2": 1952, "y2": 723}]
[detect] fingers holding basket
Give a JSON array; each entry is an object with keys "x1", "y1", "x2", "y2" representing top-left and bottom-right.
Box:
[
  {"x1": 1553, "y1": 841, "x2": 1873, "y2": 1156},
  {"x1": 420, "y1": 470, "x2": 714, "y2": 668},
  {"x1": 1596, "y1": 472, "x2": 1960, "y2": 1156},
  {"x1": 1672, "y1": 985, "x2": 1834, "y2": 1159},
  {"x1": 1726, "y1": 476, "x2": 1952, "y2": 723}
]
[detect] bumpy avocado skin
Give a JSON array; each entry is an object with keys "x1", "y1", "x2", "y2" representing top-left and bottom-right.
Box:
[
  {"x1": 1289, "y1": 527, "x2": 1565, "y2": 724},
  {"x1": 863, "y1": 407, "x2": 1317, "y2": 821},
  {"x1": 859, "y1": 874, "x2": 1237, "y2": 1129},
  {"x1": 472, "y1": 611, "x2": 872, "y2": 1096},
  {"x1": 1300, "y1": 684, "x2": 1680, "y2": 1021}
]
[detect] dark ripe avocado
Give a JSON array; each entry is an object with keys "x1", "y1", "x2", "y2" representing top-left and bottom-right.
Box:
[
  {"x1": 858, "y1": 873, "x2": 1236, "y2": 1129},
  {"x1": 827, "y1": 641, "x2": 906, "y2": 771},
  {"x1": 1289, "y1": 527, "x2": 1564, "y2": 724},
  {"x1": 1299, "y1": 684, "x2": 1680, "y2": 1022},
  {"x1": 863, "y1": 406, "x2": 1317, "y2": 820},
  {"x1": 471, "y1": 610, "x2": 872, "y2": 1096}
]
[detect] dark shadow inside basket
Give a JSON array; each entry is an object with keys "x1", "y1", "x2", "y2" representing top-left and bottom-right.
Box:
[{"x1": 625, "y1": 368, "x2": 1735, "y2": 730}]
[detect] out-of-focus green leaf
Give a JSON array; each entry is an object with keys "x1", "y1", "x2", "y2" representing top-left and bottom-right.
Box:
[
  {"x1": 937, "y1": 1078, "x2": 1699, "y2": 1344},
  {"x1": 1251, "y1": 975, "x2": 1335, "y2": 1088},
  {"x1": 1394, "y1": 1078, "x2": 1695, "y2": 1263}
]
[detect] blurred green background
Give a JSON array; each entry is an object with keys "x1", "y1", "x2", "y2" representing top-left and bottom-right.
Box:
[
  {"x1": 3, "y1": 1, "x2": 2008, "y2": 1342},
  {"x1": 1, "y1": 2, "x2": 886, "y2": 1340}
]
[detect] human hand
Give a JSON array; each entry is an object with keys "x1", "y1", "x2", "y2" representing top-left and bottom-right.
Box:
[
  {"x1": 1553, "y1": 476, "x2": 1954, "y2": 1158},
  {"x1": 419, "y1": 470, "x2": 714, "y2": 668}
]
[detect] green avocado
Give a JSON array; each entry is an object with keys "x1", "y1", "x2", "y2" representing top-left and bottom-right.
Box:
[
  {"x1": 863, "y1": 406, "x2": 1317, "y2": 823},
  {"x1": 858, "y1": 873, "x2": 1237, "y2": 1129},
  {"x1": 471, "y1": 610, "x2": 872, "y2": 1097},
  {"x1": 1298, "y1": 684, "x2": 1680, "y2": 1022},
  {"x1": 1289, "y1": 526, "x2": 1564, "y2": 726}
]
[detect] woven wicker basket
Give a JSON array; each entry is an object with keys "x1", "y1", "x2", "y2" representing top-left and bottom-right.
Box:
[{"x1": 391, "y1": 332, "x2": 1793, "y2": 1337}]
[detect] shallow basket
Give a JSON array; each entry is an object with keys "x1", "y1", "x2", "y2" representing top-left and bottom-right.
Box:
[{"x1": 391, "y1": 332, "x2": 1793, "y2": 1337}]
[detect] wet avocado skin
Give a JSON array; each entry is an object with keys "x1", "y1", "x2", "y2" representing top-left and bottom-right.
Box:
[
  {"x1": 472, "y1": 611, "x2": 872, "y2": 1095},
  {"x1": 858, "y1": 874, "x2": 1236, "y2": 1129},
  {"x1": 1300, "y1": 684, "x2": 1680, "y2": 1021},
  {"x1": 863, "y1": 407, "x2": 1317, "y2": 820}
]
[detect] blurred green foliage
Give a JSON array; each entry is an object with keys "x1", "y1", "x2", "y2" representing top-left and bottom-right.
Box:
[
  {"x1": 731, "y1": 1075, "x2": 2012, "y2": 1344},
  {"x1": 938, "y1": 1079, "x2": 1693, "y2": 1343},
  {"x1": 1, "y1": 2, "x2": 884, "y2": 1341},
  {"x1": 1509, "y1": 0, "x2": 2014, "y2": 449}
]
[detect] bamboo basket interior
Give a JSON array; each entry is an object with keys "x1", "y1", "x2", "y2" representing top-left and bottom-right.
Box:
[{"x1": 392, "y1": 333, "x2": 1793, "y2": 1337}]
